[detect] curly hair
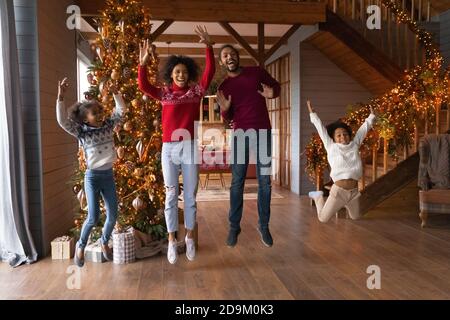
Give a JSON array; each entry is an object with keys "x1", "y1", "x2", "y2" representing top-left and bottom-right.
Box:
[
  {"x1": 161, "y1": 55, "x2": 199, "y2": 85},
  {"x1": 326, "y1": 120, "x2": 352, "y2": 141},
  {"x1": 68, "y1": 100, "x2": 102, "y2": 125}
]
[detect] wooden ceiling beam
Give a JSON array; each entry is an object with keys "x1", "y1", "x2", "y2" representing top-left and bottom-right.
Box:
[
  {"x1": 258, "y1": 22, "x2": 265, "y2": 66},
  {"x1": 219, "y1": 21, "x2": 259, "y2": 63},
  {"x1": 155, "y1": 47, "x2": 248, "y2": 57},
  {"x1": 80, "y1": 32, "x2": 280, "y2": 45},
  {"x1": 159, "y1": 57, "x2": 257, "y2": 66},
  {"x1": 149, "y1": 19, "x2": 174, "y2": 41},
  {"x1": 76, "y1": 0, "x2": 326, "y2": 24}
]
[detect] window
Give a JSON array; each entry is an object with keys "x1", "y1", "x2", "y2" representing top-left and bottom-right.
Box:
[
  {"x1": 77, "y1": 50, "x2": 91, "y2": 101},
  {"x1": 266, "y1": 54, "x2": 291, "y2": 189}
]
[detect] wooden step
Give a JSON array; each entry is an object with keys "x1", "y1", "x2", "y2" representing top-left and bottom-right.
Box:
[{"x1": 360, "y1": 152, "x2": 419, "y2": 214}]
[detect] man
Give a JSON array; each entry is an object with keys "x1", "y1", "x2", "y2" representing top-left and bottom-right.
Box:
[{"x1": 216, "y1": 44, "x2": 280, "y2": 248}]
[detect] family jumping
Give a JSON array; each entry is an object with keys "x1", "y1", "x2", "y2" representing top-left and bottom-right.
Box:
[{"x1": 56, "y1": 25, "x2": 376, "y2": 267}]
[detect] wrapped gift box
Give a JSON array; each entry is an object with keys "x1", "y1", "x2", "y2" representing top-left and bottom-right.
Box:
[
  {"x1": 84, "y1": 240, "x2": 107, "y2": 263},
  {"x1": 51, "y1": 236, "x2": 74, "y2": 259},
  {"x1": 112, "y1": 227, "x2": 136, "y2": 264}
]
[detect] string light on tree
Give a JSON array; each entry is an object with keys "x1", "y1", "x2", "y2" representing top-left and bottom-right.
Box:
[{"x1": 70, "y1": 0, "x2": 166, "y2": 240}]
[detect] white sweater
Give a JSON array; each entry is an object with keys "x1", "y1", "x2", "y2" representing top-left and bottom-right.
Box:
[{"x1": 310, "y1": 112, "x2": 376, "y2": 182}]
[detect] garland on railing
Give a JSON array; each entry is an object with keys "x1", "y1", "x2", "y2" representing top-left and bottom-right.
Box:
[{"x1": 305, "y1": 0, "x2": 450, "y2": 183}]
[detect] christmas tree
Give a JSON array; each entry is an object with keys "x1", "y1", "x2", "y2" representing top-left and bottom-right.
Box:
[{"x1": 70, "y1": 0, "x2": 166, "y2": 240}]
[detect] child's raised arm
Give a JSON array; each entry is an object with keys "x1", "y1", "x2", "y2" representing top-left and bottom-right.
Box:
[
  {"x1": 353, "y1": 106, "x2": 376, "y2": 146},
  {"x1": 55, "y1": 78, "x2": 80, "y2": 137},
  {"x1": 308, "y1": 100, "x2": 333, "y2": 149}
]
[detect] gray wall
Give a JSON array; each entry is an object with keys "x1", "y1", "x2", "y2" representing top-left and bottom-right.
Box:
[
  {"x1": 14, "y1": 0, "x2": 78, "y2": 257},
  {"x1": 14, "y1": 0, "x2": 43, "y2": 256},
  {"x1": 266, "y1": 27, "x2": 373, "y2": 195},
  {"x1": 299, "y1": 43, "x2": 373, "y2": 194},
  {"x1": 266, "y1": 25, "x2": 318, "y2": 195},
  {"x1": 440, "y1": 9, "x2": 450, "y2": 68},
  {"x1": 37, "y1": 0, "x2": 78, "y2": 256}
]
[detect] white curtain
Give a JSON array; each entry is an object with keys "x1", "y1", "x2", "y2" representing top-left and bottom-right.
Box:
[{"x1": 0, "y1": 0, "x2": 37, "y2": 267}]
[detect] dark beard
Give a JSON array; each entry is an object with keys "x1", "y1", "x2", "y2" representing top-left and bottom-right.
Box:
[{"x1": 226, "y1": 62, "x2": 239, "y2": 73}]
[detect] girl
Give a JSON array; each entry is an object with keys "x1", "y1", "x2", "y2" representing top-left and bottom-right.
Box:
[
  {"x1": 138, "y1": 26, "x2": 215, "y2": 264},
  {"x1": 56, "y1": 78, "x2": 125, "y2": 267},
  {"x1": 307, "y1": 100, "x2": 376, "y2": 223}
]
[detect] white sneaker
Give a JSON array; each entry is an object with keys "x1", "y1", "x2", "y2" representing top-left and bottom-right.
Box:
[
  {"x1": 308, "y1": 191, "x2": 324, "y2": 200},
  {"x1": 185, "y1": 235, "x2": 196, "y2": 261},
  {"x1": 167, "y1": 239, "x2": 178, "y2": 264}
]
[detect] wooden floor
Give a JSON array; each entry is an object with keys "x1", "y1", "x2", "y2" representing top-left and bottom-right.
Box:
[{"x1": 1, "y1": 179, "x2": 450, "y2": 300}]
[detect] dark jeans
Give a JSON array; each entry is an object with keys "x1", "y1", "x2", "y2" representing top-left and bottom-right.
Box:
[{"x1": 229, "y1": 129, "x2": 272, "y2": 231}]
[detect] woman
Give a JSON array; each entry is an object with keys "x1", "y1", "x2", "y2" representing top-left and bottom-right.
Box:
[{"x1": 138, "y1": 26, "x2": 215, "y2": 264}]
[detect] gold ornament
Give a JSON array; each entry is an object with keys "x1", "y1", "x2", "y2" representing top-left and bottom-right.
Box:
[
  {"x1": 111, "y1": 69, "x2": 120, "y2": 80},
  {"x1": 123, "y1": 121, "x2": 133, "y2": 131},
  {"x1": 131, "y1": 99, "x2": 140, "y2": 108},
  {"x1": 153, "y1": 119, "x2": 159, "y2": 128},
  {"x1": 117, "y1": 146, "x2": 125, "y2": 159}
]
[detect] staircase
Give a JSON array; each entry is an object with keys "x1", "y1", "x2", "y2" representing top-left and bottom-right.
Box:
[
  {"x1": 306, "y1": 0, "x2": 448, "y2": 214},
  {"x1": 305, "y1": 0, "x2": 440, "y2": 94},
  {"x1": 306, "y1": 9, "x2": 402, "y2": 95},
  {"x1": 359, "y1": 106, "x2": 449, "y2": 213}
]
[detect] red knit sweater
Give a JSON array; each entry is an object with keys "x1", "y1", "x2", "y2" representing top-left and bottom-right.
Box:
[
  {"x1": 138, "y1": 46, "x2": 215, "y2": 142},
  {"x1": 219, "y1": 66, "x2": 280, "y2": 130}
]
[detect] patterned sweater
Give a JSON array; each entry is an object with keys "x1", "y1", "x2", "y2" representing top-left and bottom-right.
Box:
[
  {"x1": 138, "y1": 46, "x2": 215, "y2": 142},
  {"x1": 56, "y1": 94, "x2": 125, "y2": 170}
]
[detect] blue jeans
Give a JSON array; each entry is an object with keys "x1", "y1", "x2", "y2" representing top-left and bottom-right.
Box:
[
  {"x1": 229, "y1": 129, "x2": 272, "y2": 231},
  {"x1": 77, "y1": 168, "x2": 118, "y2": 249},
  {"x1": 162, "y1": 140, "x2": 199, "y2": 233}
]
